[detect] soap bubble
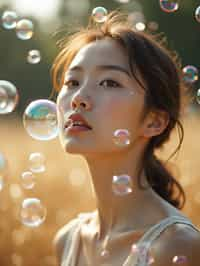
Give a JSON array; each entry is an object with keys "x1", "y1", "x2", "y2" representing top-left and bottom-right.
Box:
[
  {"x1": 196, "y1": 89, "x2": 200, "y2": 104},
  {"x1": 182, "y1": 65, "x2": 198, "y2": 83},
  {"x1": 113, "y1": 129, "x2": 131, "y2": 147},
  {"x1": 29, "y1": 152, "x2": 45, "y2": 173},
  {"x1": 0, "y1": 80, "x2": 19, "y2": 114},
  {"x1": 20, "y1": 171, "x2": 35, "y2": 189},
  {"x1": 16, "y1": 19, "x2": 34, "y2": 40},
  {"x1": 172, "y1": 255, "x2": 188, "y2": 264},
  {"x1": 92, "y1": 7, "x2": 108, "y2": 23},
  {"x1": 195, "y1": 6, "x2": 200, "y2": 23},
  {"x1": 27, "y1": 50, "x2": 41, "y2": 64},
  {"x1": 23, "y1": 99, "x2": 58, "y2": 141},
  {"x1": 20, "y1": 198, "x2": 47, "y2": 227},
  {"x1": 112, "y1": 174, "x2": 133, "y2": 196},
  {"x1": 1, "y1": 10, "x2": 18, "y2": 29},
  {"x1": 159, "y1": 0, "x2": 179, "y2": 13}
]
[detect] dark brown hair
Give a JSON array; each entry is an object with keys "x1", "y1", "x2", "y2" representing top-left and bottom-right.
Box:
[{"x1": 51, "y1": 10, "x2": 190, "y2": 209}]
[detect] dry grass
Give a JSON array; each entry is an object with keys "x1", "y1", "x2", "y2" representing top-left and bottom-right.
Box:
[{"x1": 0, "y1": 112, "x2": 200, "y2": 266}]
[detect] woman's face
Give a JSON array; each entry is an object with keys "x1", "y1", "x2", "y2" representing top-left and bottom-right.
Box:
[{"x1": 56, "y1": 38, "x2": 147, "y2": 156}]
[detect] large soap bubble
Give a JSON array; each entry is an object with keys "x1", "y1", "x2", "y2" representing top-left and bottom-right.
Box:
[
  {"x1": 0, "y1": 80, "x2": 19, "y2": 114},
  {"x1": 23, "y1": 99, "x2": 58, "y2": 140}
]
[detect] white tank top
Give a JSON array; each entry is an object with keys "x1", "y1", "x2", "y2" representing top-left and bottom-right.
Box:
[{"x1": 61, "y1": 213, "x2": 200, "y2": 266}]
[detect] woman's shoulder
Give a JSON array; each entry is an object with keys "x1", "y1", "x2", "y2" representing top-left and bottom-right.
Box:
[{"x1": 149, "y1": 218, "x2": 200, "y2": 266}]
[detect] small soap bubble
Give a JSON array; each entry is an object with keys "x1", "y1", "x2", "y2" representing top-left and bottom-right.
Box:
[
  {"x1": 92, "y1": 7, "x2": 108, "y2": 23},
  {"x1": 113, "y1": 129, "x2": 131, "y2": 147},
  {"x1": 172, "y1": 255, "x2": 188, "y2": 264},
  {"x1": 29, "y1": 152, "x2": 45, "y2": 173},
  {"x1": 27, "y1": 50, "x2": 41, "y2": 64},
  {"x1": 0, "y1": 80, "x2": 18, "y2": 114},
  {"x1": 195, "y1": 6, "x2": 200, "y2": 23},
  {"x1": 112, "y1": 174, "x2": 133, "y2": 196},
  {"x1": 196, "y1": 89, "x2": 200, "y2": 104},
  {"x1": 21, "y1": 171, "x2": 35, "y2": 189},
  {"x1": 20, "y1": 198, "x2": 47, "y2": 227},
  {"x1": 16, "y1": 19, "x2": 34, "y2": 40},
  {"x1": 2, "y1": 10, "x2": 18, "y2": 29},
  {"x1": 23, "y1": 99, "x2": 58, "y2": 141},
  {"x1": 159, "y1": 0, "x2": 179, "y2": 13},
  {"x1": 182, "y1": 65, "x2": 198, "y2": 83}
]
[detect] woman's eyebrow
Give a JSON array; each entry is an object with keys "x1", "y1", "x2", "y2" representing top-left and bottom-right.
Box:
[{"x1": 67, "y1": 64, "x2": 131, "y2": 78}]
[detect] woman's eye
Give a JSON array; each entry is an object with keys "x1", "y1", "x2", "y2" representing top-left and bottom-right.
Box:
[
  {"x1": 64, "y1": 80, "x2": 79, "y2": 88},
  {"x1": 100, "y1": 79, "x2": 121, "y2": 88}
]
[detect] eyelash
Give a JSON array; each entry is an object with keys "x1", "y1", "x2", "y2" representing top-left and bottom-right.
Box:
[{"x1": 63, "y1": 79, "x2": 121, "y2": 89}]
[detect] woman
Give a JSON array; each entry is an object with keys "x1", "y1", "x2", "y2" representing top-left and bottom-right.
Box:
[{"x1": 52, "y1": 10, "x2": 200, "y2": 266}]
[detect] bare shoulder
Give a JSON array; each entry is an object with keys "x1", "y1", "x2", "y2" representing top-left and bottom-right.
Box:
[
  {"x1": 53, "y1": 218, "x2": 79, "y2": 264},
  {"x1": 149, "y1": 222, "x2": 200, "y2": 266}
]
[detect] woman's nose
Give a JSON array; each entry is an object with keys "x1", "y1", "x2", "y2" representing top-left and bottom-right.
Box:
[{"x1": 71, "y1": 93, "x2": 92, "y2": 111}]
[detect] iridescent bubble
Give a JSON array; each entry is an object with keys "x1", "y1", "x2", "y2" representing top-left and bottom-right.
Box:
[
  {"x1": 172, "y1": 255, "x2": 188, "y2": 264},
  {"x1": 112, "y1": 174, "x2": 133, "y2": 196},
  {"x1": 21, "y1": 171, "x2": 35, "y2": 189},
  {"x1": 113, "y1": 129, "x2": 131, "y2": 147},
  {"x1": 195, "y1": 6, "x2": 200, "y2": 23},
  {"x1": 196, "y1": 89, "x2": 200, "y2": 104},
  {"x1": 16, "y1": 19, "x2": 34, "y2": 40},
  {"x1": 27, "y1": 50, "x2": 41, "y2": 64},
  {"x1": 1, "y1": 10, "x2": 18, "y2": 30},
  {"x1": 92, "y1": 7, "x2": 108, "y2": 23},
  {"x1": 159, "y1": 0, "x2": 179, "y2": 13},
  {"x1": 23, "y1": 99, "x2": 58, "y2": 141},
  {"x1": 29, "y1": 152, "x2": 45, "y2": 173},
  {"x1": 182, "y1": 65, "x2": 198, "y2": 83},
  {"x1": 20, "y1": 198, "x2": 47, "y2": 227},
  {"x1": 0, "y1": 80, "x2": 19, "y2": 114}
]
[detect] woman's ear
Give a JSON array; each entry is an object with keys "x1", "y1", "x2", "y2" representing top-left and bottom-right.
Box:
[{"x1": 141, "y1": 110, "x2": 169, "y2": 138}]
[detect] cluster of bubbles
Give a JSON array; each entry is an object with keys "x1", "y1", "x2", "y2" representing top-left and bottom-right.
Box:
[
  {"x1": 2, "y1": 10, "x2": 34, "y2": 40},
  {"x1": 1, "y1": 10, "x2": 41, "y2": 65},
  {"x1": 19, "y1": 152, "x2": 47, "y2": 227}
]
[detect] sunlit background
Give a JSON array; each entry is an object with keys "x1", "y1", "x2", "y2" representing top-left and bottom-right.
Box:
[{"x1": 0, "y1": 0, "x2": 200, "y2": 265}]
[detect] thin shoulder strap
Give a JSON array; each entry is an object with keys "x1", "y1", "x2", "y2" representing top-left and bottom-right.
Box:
[
  {"x1": 62, "y1": 213, "x2": 93, "y2": 266},
  {"x1": 123, "y1": 216, "x2": 200, "y2": 266},
  {"x1": 135, "y1": 216, "x2": 200, "y2": 266}
]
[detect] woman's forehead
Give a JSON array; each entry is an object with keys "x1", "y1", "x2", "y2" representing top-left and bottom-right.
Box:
[{"x1": 68, "y1": 39, "x2": 130, "y2": 72}]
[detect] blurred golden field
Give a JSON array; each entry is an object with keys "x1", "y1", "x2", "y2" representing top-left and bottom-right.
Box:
[{"x1": 0, "y1": 111, "x2": 200, "y2": 266}]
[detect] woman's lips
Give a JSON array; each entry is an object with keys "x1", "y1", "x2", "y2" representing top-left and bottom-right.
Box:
[{"x1": 64, "y1": 124, "x2": 92, "y2": 134}]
